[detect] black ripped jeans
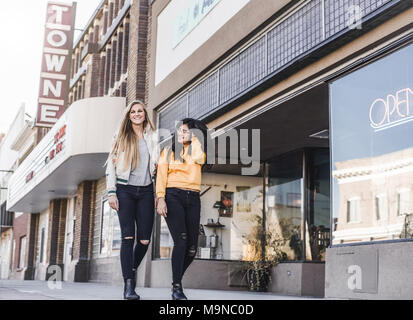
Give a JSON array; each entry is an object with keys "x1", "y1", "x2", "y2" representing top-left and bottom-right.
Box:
[
  {"x1": 116, "y1": 183, "x2": 154, "y2": 280},
  {"x1": 164, "y1": 187, "x2": 201, "y2": 285}
]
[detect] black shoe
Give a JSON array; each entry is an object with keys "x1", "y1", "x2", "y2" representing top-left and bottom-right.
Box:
[
  {"x1": 171, "y1": 283, "x2": 187, "y2": 300},
  {"x1": 124, "y1": 279, "x2": 140, "y2": 300}
]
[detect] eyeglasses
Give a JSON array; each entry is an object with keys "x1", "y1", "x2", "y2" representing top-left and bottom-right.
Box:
[{"x1": 178, "y1": 128, "x2": 190, "y2": 135}]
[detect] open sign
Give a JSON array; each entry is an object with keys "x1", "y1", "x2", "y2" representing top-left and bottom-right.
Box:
[{"x1": 369, "y1": 87, "x2": 413, "y2": 131}]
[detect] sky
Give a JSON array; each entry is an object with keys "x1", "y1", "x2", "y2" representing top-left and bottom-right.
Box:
[{"x1": 0, "y1": 0, "x2": 102, "y2": 135}]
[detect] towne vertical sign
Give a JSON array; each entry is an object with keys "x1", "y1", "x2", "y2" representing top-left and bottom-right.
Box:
[{"x1": 36, "y1": 1, "x2": 76, "y2": 127}]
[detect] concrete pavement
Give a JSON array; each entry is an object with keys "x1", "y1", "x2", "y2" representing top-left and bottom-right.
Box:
[{"x1": 0, "y1": 280, "x2": 323, "y2": 300}]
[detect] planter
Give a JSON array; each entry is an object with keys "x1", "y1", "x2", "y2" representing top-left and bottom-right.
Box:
[{"x1": 246, "y1": 268, "x2": 270, "y2": 292}]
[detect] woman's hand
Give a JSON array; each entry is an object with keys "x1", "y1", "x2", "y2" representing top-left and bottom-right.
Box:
[
  {"x1": 156, "y1": 197, "x2": 167, "y2": 217},
  {"x1": 108, "y1": 195, "x2": 119, "y2": 211}
]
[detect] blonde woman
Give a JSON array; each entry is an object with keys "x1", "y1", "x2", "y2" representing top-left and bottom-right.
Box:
[{"x1": 105, "y1": 100, "x2": 158, "y2": 300}]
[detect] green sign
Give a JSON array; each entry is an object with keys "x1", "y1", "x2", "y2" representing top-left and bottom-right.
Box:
[{"x1": 173, "y1": 0, "x2": 221, "y2": 48}]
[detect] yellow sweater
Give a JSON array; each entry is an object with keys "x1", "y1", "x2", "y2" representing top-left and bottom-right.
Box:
[{"x1": 155, "y1": 137, "x2": 206, "y2": 198}]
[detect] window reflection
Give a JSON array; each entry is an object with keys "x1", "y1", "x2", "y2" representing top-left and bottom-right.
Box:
[
  {"x1": 330, "y1": 42, "x2": 413, "y2": 245},
  {"x1": 307, "y1": 149, "x2": 330, "y2": 261},
  {"x1": 100, "y1": 199, "x2": 121, "y2": 256},
  {"x1": 153, "y1": 166, "x2": 264, "y2": 261},
  {"x1": 266, "y1": 151, "x2": 303, "y2": 261},
  {"x1": 153, "y1": 149, "x2": 332, "y2": 262}
]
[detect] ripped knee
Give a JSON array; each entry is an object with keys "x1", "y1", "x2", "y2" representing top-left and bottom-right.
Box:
[
  {"x1": 187, "y1": 245, "x2": 197, "y2": 257},
  {"x1": 140, "y1": 239, "x2": 150, "y2": 245},
  {"x1": 175, "y1": 232, "x2": 187, "y2": 247},
  {"x1": 121, "y1": 236, "x2": 135, "y2": 245}
]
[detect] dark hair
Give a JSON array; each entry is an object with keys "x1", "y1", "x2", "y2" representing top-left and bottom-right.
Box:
[{"x1": 167, "y1": 118, "x2": 212, "y2": 170}]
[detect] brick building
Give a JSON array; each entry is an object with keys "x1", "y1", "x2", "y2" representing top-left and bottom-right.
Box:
[{"x1": 6, "y1": 0, "x2": 150, "y2": 284}]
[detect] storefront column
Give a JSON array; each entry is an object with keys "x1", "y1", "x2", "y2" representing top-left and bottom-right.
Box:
[
  {"x1": 73, "y1": 181, "x2": 96, "y2": 282},
  {"x1": 84, "y1": 54, "x2": 101, "y2": 98},
  {"x1": 46, "y1": 199, "x2": 67, "y2": 280},
  {"x1": 45, "y1": 199, "x2": 67, "y2": 281}
]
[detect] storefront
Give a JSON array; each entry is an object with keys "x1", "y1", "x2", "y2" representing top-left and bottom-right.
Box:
[
  {"x1": 326, "y1": 37, "x2": 413, "y2": 299},
  {"x1": 146, "y1": 0, "x2": 413, "y2": 298},
  {"x1": 148, "y1": 83, "x2": 330, "y2": 296}
]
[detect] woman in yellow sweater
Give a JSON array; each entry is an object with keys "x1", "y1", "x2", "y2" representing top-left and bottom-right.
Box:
[{"x1": 156, "y1": 118, "x2": 210, "y2": 300}]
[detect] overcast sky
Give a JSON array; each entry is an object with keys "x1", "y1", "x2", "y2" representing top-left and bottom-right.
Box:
[{"x1": 0, "y1": 0, "x2": 102, "y2": 135}]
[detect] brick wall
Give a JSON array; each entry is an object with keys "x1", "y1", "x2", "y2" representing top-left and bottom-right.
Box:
[
  {"x1": 145, "y1": 3, "x2": 155, "y2": 124},
  {"x1": 72, "y1": 180, "x2": 97, "y2": 282},
  {"x1": 126, "y1": 0, "x2": 149, "y2": 104},
  {"x1": 44, "y1": 199, "x2": 67, "y2": 280}
]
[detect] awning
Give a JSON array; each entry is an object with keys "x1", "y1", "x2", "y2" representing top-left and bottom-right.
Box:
[{"x1": 7, "y1": 97, "x2": 125, "y2": 213}]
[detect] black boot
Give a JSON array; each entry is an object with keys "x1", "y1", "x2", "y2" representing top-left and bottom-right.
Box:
[
  {"x1": 124, "y1": 279, "x2": 140, "y2": 300},
  {"x1": 171, "y1": 283, "x2": 187, "y2": 300},
  {"x1": 132, "y1": 268, "x2": 137, "y2": 282}
]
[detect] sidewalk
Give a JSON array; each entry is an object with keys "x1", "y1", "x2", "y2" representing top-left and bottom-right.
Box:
[{"x1": 0, "y1": 280, "x2": 323, "y2": 300}]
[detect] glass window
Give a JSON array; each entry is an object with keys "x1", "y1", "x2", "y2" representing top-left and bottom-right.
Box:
[
  {"x1": 153, "y1": 148, "x2": 331, "y2": 262},
  {"x1": 347, "y1": 198, "x2": 361, "y2": 223},
  {"x1": 266, "y1": 151, "x2": 303, "y2": 261},
  {"x1": 100, "y1": 199, "x2": 121, "y2": 256},
  {"x1": 39, "y1": 228, "x2": 45, "y2": 263},
  {"x1": 397, "y1": 189, "x2": 410, "y2": 216},
  {"x1": 307, "y1": 148, "x2": 330, "y2": 261},
  {"x1": 19, "y1": 236, "x2": 26, "y2": 269},
  {"x1": 100, "y1": 200, "x2": 111, "y2": 255},
  {"x1": 112, "y1": 211, "x2": 121, "y2": 251},
  {"x1": 198, "y1": 167, "x2": 263, "y2": 261},
  {"x1": 330, "y1": 41, "x2": 413, "y2": 245},
  {"x1": 375, "y1": 194, "x2": 388, "y2": 221},
  {"x1": 153, "y1": 165, "x2": 264, "y2": 261},
  {"x1": 159, "y1": 218, "x2": 173, "y2": 259}
]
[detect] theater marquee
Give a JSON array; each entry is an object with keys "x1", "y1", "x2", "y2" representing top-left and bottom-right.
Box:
[{"x1": 36, "y1": 1, "x2": 76, "y2": 127}]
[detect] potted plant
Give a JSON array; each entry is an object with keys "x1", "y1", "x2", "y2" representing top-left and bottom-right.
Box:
[{"x1": 242, "y1": 214, "x2": 287, "y2": 292}]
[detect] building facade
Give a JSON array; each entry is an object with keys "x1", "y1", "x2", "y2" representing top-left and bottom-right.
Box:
[
  {"x1": 0, "y1": 105, "x2": 36, "y2": 281},
  {"x1": 145, "y1": 0, "x2": 413, "y2": 299},
  {"x1": 5, "y1": 0, "x2": 148, "y2": 284}
]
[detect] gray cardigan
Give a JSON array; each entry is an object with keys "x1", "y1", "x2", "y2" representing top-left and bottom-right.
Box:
[{"x1": 105, "y1": 128, "x2": 159, "y2": 196}]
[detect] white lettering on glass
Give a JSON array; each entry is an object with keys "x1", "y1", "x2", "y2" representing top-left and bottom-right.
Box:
[{"x1": 369, "y1": 87, "x2": 413, "y2": 131}]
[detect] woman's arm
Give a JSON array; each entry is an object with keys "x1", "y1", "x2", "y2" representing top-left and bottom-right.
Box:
[
  {"x1": 155, "y1": 148, "x2": 169, "y2": 198},
  {"x1": 105, "y1": 134, "x2": 118, "y2": 197},
  {"x1": 182, "y1": 136, "x2": 206, "y2": 165}
]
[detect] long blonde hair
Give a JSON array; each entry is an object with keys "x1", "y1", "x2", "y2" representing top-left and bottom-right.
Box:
[{"x1": 107, "y1": 100, "x2": 154, "y2": 171}]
